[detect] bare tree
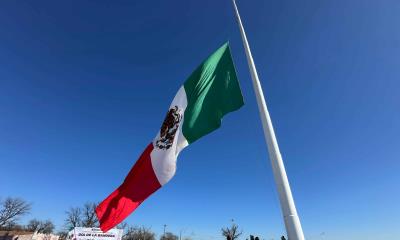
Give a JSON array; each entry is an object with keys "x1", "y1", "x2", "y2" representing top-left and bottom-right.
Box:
[
  {"x1": 123, "y1": 226, "x2": 155, "y2": 240},
  {"x1": 65, "y1": 207, "x2": 81, "y2": 229},
  {"x1": 38, "y1": 220, "x2": 55, "y2": 234},
  {"x1": 57, "y1": 231, "x2": 68, "y2": 240},
  {"x1": 0, "y1": 197, "x2": 31, "y2": 228},
  {"x1": 26, "y1": 219, "x2": 41, "y2": 231},
  {"x1": 221, "y1": 224, "x2": 242, "y2": 240},
  {"x1": 160, "y1": 232, "x2": 178, "y2": 240},
  {"x1": 117, "y1": 222, "x2": 128, "y2": 232},
  {"x1": 2, "y1": 222, "x2": 24, "y2": 231},
  {"x1": 65, "y1": 202, "x2": 98, "y2": 229},
  {"x1": 81, "y1": 203, "x2": 98, "y2": 227},
  {"x1": 26, "y1": 219, "x2": 54, "y2": 233}
]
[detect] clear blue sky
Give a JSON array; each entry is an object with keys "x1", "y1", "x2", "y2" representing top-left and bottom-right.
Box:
[{"x1": 1, "y1": 0, "x2": 399, "y2": 239}]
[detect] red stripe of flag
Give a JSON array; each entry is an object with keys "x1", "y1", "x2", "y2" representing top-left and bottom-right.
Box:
[{"x1": 96, "y1": 143, "x2": 161, "y2": 232}]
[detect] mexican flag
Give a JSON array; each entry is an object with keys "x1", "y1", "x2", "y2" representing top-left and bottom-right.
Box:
[{"x1": 96, "y1": 42, "x2": 244, "y2": 232}]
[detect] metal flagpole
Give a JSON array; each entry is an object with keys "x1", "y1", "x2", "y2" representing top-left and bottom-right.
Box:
[{"x1": 231, "y1": 1, "x2": 305, "y2": 239}]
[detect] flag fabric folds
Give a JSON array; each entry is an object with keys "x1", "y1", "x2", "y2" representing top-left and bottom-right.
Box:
[{"x1": 96, "y1": 42, "x2": 244, "y2": 232}]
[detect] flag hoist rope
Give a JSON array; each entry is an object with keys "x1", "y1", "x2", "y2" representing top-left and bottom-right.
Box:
[{"x1": 231, "y1": 0, "x2": 305, "y2": 239}]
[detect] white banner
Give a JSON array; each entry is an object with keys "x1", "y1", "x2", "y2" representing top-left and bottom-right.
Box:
[{"x1": 68, "y1": 227, "x2": 123, "y2": 240}]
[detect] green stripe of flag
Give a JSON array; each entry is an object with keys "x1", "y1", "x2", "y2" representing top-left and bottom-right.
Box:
[{"x1": 182, "y1": 42, "x2": 244, "y2": 144}]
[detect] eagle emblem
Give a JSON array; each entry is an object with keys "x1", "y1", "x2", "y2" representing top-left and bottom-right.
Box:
[{"x1": 155, "y1": 106, "x2": 182, "y2": 150}]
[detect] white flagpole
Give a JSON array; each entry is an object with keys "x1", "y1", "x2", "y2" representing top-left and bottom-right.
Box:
[{"x1": 231, "y1": 1, "x2": 305, "y2": 239}]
